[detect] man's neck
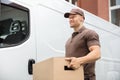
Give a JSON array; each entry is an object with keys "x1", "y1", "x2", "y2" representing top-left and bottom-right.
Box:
[{"x1": 74, "y1": 24, "x2": 83, "y2": 32}]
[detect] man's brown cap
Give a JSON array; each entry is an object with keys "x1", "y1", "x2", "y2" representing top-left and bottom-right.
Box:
[{"x1": 64, "y1": 8, "x2": 85, "y2": 19}]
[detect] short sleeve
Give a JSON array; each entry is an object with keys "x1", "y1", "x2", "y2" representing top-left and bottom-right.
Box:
[{"x1": 86, "y1": 30, "x2": 100, "y2": 48}]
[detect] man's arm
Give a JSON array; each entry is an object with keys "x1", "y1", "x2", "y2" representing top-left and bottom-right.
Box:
[
  {"x1": 80, "y1": 45, "x2": 101, "y2": 64},
  {"x1": 65, "y1": 45, "x2": 101, "y2": 69}
]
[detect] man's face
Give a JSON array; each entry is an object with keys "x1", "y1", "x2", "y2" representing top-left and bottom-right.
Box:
[{"x1": 68, "y1": 14, "x2": 84, "y2": 28}]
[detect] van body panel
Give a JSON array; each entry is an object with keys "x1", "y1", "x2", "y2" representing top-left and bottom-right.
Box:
[{"x1": 0, "y1": 0, "x2": 120, "y2": 80}]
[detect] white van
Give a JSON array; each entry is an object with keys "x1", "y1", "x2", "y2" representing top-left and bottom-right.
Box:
[{"x1": 0, "y1": 0, "x2": 120, "y2": 80}]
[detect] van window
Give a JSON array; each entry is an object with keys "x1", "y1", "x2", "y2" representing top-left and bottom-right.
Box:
[{"x1": 0, "y1": 3, "x2": 29, "y2": 48}]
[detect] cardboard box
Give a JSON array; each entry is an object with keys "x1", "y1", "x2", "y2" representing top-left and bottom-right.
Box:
[{"x1": 33, "y1": 57, "x2": 84, "y2": 80}]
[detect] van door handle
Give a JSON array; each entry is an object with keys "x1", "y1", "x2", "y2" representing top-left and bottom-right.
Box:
[{"x1": 28, "y1": 59, "x2": 35, "y2": 75}]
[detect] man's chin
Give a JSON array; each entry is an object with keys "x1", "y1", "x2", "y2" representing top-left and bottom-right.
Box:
[{"x1": 70, "y1": 26, "x2": 74, "y2": 28}]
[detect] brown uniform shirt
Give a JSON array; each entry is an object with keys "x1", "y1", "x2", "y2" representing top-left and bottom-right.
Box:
[{"x1": 65, "y1": 26, "x2": 100, "y2": 80}]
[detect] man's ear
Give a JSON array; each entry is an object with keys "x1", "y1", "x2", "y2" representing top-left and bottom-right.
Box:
[{"x1": 80, "y1": 18, "x2": 84, "y2": 22}]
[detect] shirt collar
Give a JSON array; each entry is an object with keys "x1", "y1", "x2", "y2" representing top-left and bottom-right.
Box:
[
  {"x1": 72, "y1": 26, "x2": 86, "y2": 38},
  {"x1": 77, "y1": 26, "x2": 86, "y2": 33}
]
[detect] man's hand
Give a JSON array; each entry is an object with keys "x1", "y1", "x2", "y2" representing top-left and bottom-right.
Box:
[{"x1": 65, "y1": 57, "x2": 81, "y2": 70}]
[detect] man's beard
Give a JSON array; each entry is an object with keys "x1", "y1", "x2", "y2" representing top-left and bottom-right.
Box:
[
  {"x1": 70, "y1": 25, "x2": 78, "y2": 28},
  {"x1": 70, "y1": 26, "x2": 73, "y2": 28},
  {"x1": 70, "y1": 25, "x2": 76, "y2": 28}
]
